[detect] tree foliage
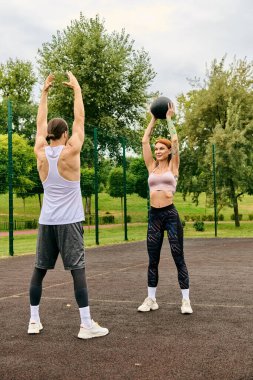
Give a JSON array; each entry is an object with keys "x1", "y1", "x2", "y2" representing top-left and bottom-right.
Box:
[
  {"x1": 128, "y1": 157, "x2": 148, "y2": 199},
  {"x1": 80, "y1": 167, "x2": 95, "y2": 198},
  {"x1": 37, "y1": 14, "x2": 156, "y2": 157},
  {"x1": 107, "y1": 167, "x2": 135, "y2": 198},
  {"x1": 0, "y1": 134, "x2": 35, "y2": 195},
  {"x1": 177, "y1": 57, "x2": 253, "y2": 226},
  {"x1": 0, "y1": 59, "x2": 37, "y2": 141}
]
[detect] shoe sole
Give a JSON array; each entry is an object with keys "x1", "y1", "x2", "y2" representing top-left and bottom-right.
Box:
[
  {"x1": 78, "y1": 331, "x2": 109, "y2": 339},
  {"x1": 181, "y1": 309, "x2": 193, "y2": 314},
  {"x1": 28, "y1": 327, "x2": 43, "y2": 334},
  {"x1": 138, "y1": 305, "x2": 159, "y2": 312}
]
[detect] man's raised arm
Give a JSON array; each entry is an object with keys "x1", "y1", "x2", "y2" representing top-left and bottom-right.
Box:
[
  {"x1": 35, "y1": 74, "x2": 54, "y2": 151},
  {"x1": 64, "y1": 71, "x2": 85, "y2": 150}
]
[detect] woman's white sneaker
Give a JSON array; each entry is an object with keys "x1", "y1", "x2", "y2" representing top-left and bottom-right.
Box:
[
  {"x1": 28, "y1": 321, "x2": 43, "y2": 334},
  {"x1": 78, "y1": 320, "x2": 109, "y2": 339},
  {"x1": 138, "y1": 297, "x2": 159, "y2": 312},
  {"x1": 181, "y1": 299, "x2": 193, "y2": 314}
]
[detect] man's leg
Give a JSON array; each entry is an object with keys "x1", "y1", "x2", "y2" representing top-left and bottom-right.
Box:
[
  {"x1": 71, "y1": 268, "x2": 91, "y2": 328},
  {"x1": 28, "y1": 267, "x2": 47, "y2": 333},
  {"x1": 71, "y1": 268, "x2": 109, "y2": 339}
]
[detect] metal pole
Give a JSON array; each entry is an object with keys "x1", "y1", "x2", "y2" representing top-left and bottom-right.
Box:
[
  {"x1": 212, "y1": 144, "x2": 217, "y2": 237},
  {"x1": 8, "y1": 100, "x2": 14, "y2": 256},
  {"x1": 122, "y1": 138, "x2": 128, "y2": 241},
  {"x1": 94, "y1": 128, "x2": 99, "y2": 245}
]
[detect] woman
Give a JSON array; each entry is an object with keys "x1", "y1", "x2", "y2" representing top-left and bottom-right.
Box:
[{"x1": 138, "y1": 102, "x2": 193, "y2": 314}]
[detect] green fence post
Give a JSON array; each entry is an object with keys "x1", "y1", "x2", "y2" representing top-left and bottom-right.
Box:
[
  {"x1": 94, "y1": 128, "x2": 99, "y2": 245},
  {"x1": 212, "y1": 144, "x2": 218, "y2": 237},
  {"x1": 122, "y1": 138, "x2": 128, "y2": 241},
  {"x1": 8, "y1": 99, "x2": 14, "y2": 256}
]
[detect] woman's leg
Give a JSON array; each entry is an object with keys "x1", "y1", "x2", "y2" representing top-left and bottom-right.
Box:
[
  {"x1": 138, "y1": 210, "x2": 164, "y2": 312},
  {"x1": 147, "y1": 211, "x2": 164, "y2": 288},
  {"x1": 165, "y1": 206, "x2": 193, "y2": 313},
  {"x1": 165, "y1": 207, "x2": 189, "y2": 290}
]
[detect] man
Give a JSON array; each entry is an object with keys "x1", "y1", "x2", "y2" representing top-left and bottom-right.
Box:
[{"x1": 28, "y1": 71, "x2": 109, "y2": 339}]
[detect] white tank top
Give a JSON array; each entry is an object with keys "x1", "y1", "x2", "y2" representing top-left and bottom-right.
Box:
[{"x1": 39, "y1": 145, "x2": 84, "y2": 225}]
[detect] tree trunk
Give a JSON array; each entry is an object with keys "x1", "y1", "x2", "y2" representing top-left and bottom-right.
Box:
[
  {"x1": 233, "y1": 197, "x2": 240, "y2": 227},
  {"x1": 230, "y1": 180, "x2": 240, "y2": 227},
  {"x1": 22, "y1": 197, "x2": 26, "y2": 212},
  {"x1": 38, "y1": 193, "x2": 42, "y2": 210},
  {"x1": 85, "y1": 196, "x2": 91, "y2": 215}
]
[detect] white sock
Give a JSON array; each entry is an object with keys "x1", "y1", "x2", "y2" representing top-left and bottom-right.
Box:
[
  {"x1": 148, "y1": 286, "x2": 157, "y2": 300},
  {"x1": 181, "y1": 289, "x2": 190, "y2": 300},
  {"x1": 79, "y1": 306, "x2": 92, "y2": 329},
  {"x1": 30, "y1": 305, "x2": 40, "y2": 323}
]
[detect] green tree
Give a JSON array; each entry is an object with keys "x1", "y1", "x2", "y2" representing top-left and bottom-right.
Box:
[
  {"x1": 177, "y1": 57, "x2": 253, "y2": 226},
  {"x1": 128, "y1": 157, "x2": 148, "y2": 199},
  {"x1": 97, "y1": 158, "x2": 114, "y2": 190},
  {"x1": 0, "y1": 134, "x2": 35, "y2": 195},
  {"x1": 107, "y1": 166, "x2": 135, "y2": 222},
  {"x1": 23, "y1": 164, "x2": 44, "y2": 209},
  {"x1": 0, "y1": 59, "x2": 37, "y2": 141},
  {"x1": 37, "y1": 13, "x2": 156, "y2": 157},
  {"x1": 80, "y1": 167, "x2": 95, "y2": 214}
]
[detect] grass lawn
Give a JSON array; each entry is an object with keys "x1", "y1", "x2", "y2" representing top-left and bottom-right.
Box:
[
  {"x1": 1, "y1": 221, "x2": 252, "y2": 258},
  {"x1": 1, "y1": 192, "x2": 253, "y2": 225},
  {"x1": 1, "y1": 191, "x2": 252, "y2": 257}
]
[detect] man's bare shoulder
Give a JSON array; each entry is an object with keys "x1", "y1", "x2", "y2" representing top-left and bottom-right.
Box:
[
  {"x1": 64, "y1": 140, "x2": 82, "y2": 155},
  {"x1": 34, "y1": 145, "x2": 47, "y2": 157},
  {"x1": 34, "y1": 137, "x2": 48, "y2": 155}
]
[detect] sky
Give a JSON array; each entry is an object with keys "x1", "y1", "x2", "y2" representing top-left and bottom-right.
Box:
[{"x1": 0, "y1": 0, "x2": 253, "y2": 103}]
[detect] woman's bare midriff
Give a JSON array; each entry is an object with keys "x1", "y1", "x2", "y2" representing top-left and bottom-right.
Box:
[{"x1": 150, "y1": 190, "x2": 174, "y2": 208}]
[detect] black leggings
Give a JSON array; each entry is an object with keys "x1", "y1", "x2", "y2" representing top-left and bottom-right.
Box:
[
  {"x1": 147, "y1": 204, "x2": 189, "y2": 289},
  {"x1": 29, "y1": 267, "x2": 89, "y2": 308}
]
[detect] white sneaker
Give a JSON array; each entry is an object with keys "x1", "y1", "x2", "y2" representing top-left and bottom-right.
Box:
[
  {"x1": 181, "y1": 299, "x2": 193, "y2": 314},
  {"x1": 28, "y1": 321, "x2": 43, "y2": 334},
  {"x1": 138, "y1": 297, "x2": 159, "y2": 312},
  {"x1": 78, "y1": 320, "x2": 109, "y2": 339}
]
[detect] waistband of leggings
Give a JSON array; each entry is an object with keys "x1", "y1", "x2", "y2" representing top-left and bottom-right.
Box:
[{"x1": 150, "y1": 204, "x2": 175, "y2": 213}]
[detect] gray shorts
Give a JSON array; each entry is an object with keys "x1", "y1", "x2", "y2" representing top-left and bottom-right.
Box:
[{"x1": 35, "y1": 222, "x2": 85, "y2": 270}]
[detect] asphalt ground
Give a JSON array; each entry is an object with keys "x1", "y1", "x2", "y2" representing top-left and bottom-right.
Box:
[{"x1": 0, "y1": 238, "x2": 252, "y2": 380}]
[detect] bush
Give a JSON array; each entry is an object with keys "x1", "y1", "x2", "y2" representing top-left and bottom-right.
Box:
[
  {"x1": 230, "y1": 214, "x2": 243, "y2": 221},
  {"x1": 184, "y1": 215, "x2": 190, "y2": 222},
  {"x1": 181, "y1": 220, "x2": 186, "y2": 228},
  {"x1": 127, "y1": 215, "x2": 132, "y2": 223},
  {"x1": 101, "y1": 215, "x2": 115, "y2": 224},
  {"x1": 189, "y1": 215, "x2": 201, "y2": 221},
  {"x1": 24, "y1": 220, "x2": 38, "y2": 229},
  {"x1": 248, "y1": 214, "x2": 253, "y2": 221},
  {"x1": 193, "y1": 221, "x2": 205, "y2": 231},
  {"x1": 84, "y1": 214, "x2": 115, "y2": 225},
  {"x1": 218, "y1": 213, "x2": 224, "y2": 221}
]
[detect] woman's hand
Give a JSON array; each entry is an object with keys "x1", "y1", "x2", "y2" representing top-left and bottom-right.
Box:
[{"x1": 166, "y1": 102, "x2": 175, "y2": 119}]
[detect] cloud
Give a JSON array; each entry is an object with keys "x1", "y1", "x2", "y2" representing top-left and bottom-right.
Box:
[{"x1": 0, "y1": 0, "x2": 253, "y2": 101}]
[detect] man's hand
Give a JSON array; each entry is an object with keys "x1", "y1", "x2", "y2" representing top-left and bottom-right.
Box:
[
  {"x1": 63, "y1": 71, "x2": 81, "y2": 90},
  {"x1": 43, "y1": 74, "x2": 54, "y2": 92},
  {"x1": 166, "y1": 102, "x2": 175, "y2": 119}
]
